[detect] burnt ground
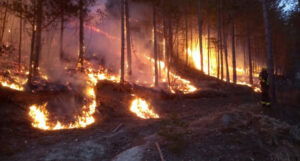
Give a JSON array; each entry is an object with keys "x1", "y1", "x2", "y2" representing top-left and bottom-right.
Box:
[{"x1": 1, "y1": 68, "x2": 300, "y2": 161}]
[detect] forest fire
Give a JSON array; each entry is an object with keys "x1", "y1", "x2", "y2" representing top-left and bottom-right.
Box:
[
  {"x1": 130, "y1": 97, "x2": 159, "y2": 119},
  {"x1": 1, "y1": 0, "x2": 299, "y2": 160},
  {"x1": 28, "y1": 84, "x2": 97, "y2": 130},
  {"x1": 0, "y1": 72, "x2": 27, "y2": 91},
  {"x1": 147, "y1": 57, "x2": 198, "y2": 94},
  {"x1": 0, "y1": 79, "x2": 25, "y2": 91},
  {"x1": 187, "y1": 45, "x2": 261, "y2": 92}
]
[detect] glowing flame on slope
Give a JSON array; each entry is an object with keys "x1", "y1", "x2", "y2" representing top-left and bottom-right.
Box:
[
  {"x1": 146, "y1": 57, "x2": 198, "y2": 94},
  {"x1": 28, "y1": 63, "x2": 122, "y2": 130},
  {"x1": 187, "y1": 44, "x2": 261, "y2": 93},
  {"x1": 130, "y1": 97, "x2": 159, "y2": 119},
  {"x1": 0, "y1": 80, "x2": 24, "y2": 91},
  {"x1": 0, "y1": 71, "x2": 27, "y2": 91},
  {"x1": 29, "y1": 87, "x2": 96, "y2": 130}
]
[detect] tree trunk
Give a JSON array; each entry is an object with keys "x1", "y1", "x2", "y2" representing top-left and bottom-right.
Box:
[
  {"x1": 33, "y1": 0, "x2": 43, "y2": 74},
  {"x1": 18, "y1": 0, "x2": 23, "y2": 71},
  {"x1": 168, "y1": 17, "x2": 173, "y2": 62},
  {"x1": 217, "y1": 46, "x2": 220, "y2": 78},
  {"x1": 247, "y1": 30, "x2": 253, "y2": 85},
  {"x1": 153, "y1": 4, "x2": 158, "y2": 87},
  {"x1": 217, "y1": 0, "x2": 223, "y2": 80},
  {"x1": 120, "y1": 0, "x2": 125, "y2": 83},
  {"x1": 220, "y1": 0, "x2": 224, "y2": 80},
  {"x1": 28, "y1": 25, "x2": 36, "y2": 85},
  {"x1": 0, "y1": 0, "x2": 8, "y2": 44},
  {"x1": 231, "y1": 20, "x2": 237, "y2": 83},
  {"x1": 197, "y1": 0, "x2": 204, "y2": 71},
  {"x1": 243, "y1": 40, "x2": 247, "y2": 72},
  {"x1": 223, "y1": 27, "x2": 230, "y2": 82},
  {"x1": 176, "y1": 21, "x2": 179, "y2": 58},
  {"x1": 185, "y1": 7, "x2": 189, "y2": 66},
  {"x1": 262, "y1": 0, "x2": 276, "y2": 102},
  {"x1": 125, "y1": 0, "x2": 132, "y2": 75},
  {"x1": 78, "y1": 0, "x2": 85, "y2": 70},
  {"x1": 207, "y1": 23, "x2": 210, "y2": 75},
  {"x1": 60, "y1": 12, "x2": 65, "y2": 60}
]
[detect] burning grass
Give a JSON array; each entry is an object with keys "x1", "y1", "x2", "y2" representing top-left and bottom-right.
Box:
[{"x1": 130, "y1": 97, "x2": 159, "y2": 119}]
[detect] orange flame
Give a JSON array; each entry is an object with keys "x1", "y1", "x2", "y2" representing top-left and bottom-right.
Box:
[
  {"x1": 187, "y1": 43, "x2": 262, "y2": 93},
  {"x1": 28, "y1": 88, "x2": 96, "y2": 130},
  {"x1": 130, "y1": 97, "x2": 159, "y2": 119}
]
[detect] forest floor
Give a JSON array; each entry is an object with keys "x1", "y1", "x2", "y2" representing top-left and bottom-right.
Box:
[{"x1": 1, "y1": 66, "x2": 300, "y2": 161}]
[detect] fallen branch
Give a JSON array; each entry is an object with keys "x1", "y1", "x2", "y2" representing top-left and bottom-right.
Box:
[
  {"x1": 112, "y1": 123, "x2": 123, "y2": 133},
  {"x1": 155, "y1": 142, "x2": 165, "y2": 161}
]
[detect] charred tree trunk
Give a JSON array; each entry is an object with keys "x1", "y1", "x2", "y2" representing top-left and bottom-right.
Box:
[
  {"x1": 120, "y1": 0, "x2": 125, "y2": 83},
  {"x1": 217, "y1": 46, "x2": 220, "y2": 78},
  {"x1": 29, "y1": 0, "x2": 37, "y2": 85},
  {"x1": 167, "y1": 16, "x2": 173, "y2": 87},
  {"x1": 168, "y1": 17, "x2": 173, "y2": 63},
  {"x1": 125, "y1": 0, "x2": 132, "y2": 76},
  {"x1": 18, "y1": 0, "x2": 23, "y2": 71},
  {"x1": 243, "y1": 40, "x2": 247, "y2": 72},
  {"x1": 0, "y1": 0, "x2": 8, "y2": 44},
  {"x1": 197, "y1": 0, "x2": 204, "y2": 71},
  {"x1": 33, "y1": 0, "x2": 43, "y2": 74},
  {"x1": 78, "y1": 0, "x2": 85, "y2": 70},
  {"x1": 231, "y1": 20, "x2": 237, "y2": 83},
  {"x1": 153, "y1": 4, "x2": 158, "y2": 87},
  {"x1": 176, "y1": 21, "x2": 179, "y2": 58},
  {"x1": 207, "y1": 23, "x2": 211, "y2": 75},
  {"x1": 219, "y1": 0, "x2": 224, "y2": 80},
  {"x1": 247, "y1": 30, "x2": 253, "y2": 85},
  {"x1": 262, "y1": 0, "x2": 276, "y2": 102},
  {"x1": 223, "y1": 27, "x2": 230, "y2": 82},
  {"x1": 217, "y1": 0, "x2": 223, "y2": 80},
  {"x1": 60, "y1": 11, "x2": 65, "y2": 60},
  {"x1": 28, "y1": 25, "x2": 36, "y2": 85},
  {"x1": 185, "y1": 7, "x2": 189, "y2": 66}
]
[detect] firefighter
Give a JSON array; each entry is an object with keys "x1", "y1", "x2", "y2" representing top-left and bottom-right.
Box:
[{"x1": 259, "y1": 68, "x2": 271, "y2": 107}]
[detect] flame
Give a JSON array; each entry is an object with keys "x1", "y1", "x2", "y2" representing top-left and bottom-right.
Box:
[
  {"x1": 187, "y1": 42, "x2": 262, "y2": 93},
  {"x1": 130, "y1": 97, "x2": 159, "y2": 119},
  {"x1": 28, "y1": 67, "x2": 101, "y2": 130},
  {"x1": 0, "y1": 70, "x2": 27, "y2": 91},
  {"x1": 146, "y1": 57, "x2": 198, "y2": 94},
  {"x1": 29, "y1": 87, "x2": 96, "y2": 130},
  {"x1": 28, "y1": 62, "x2": 122, "y2": 130},
  {"x1": 0, "y1": 80, "x2": 24, "y2": 91}
]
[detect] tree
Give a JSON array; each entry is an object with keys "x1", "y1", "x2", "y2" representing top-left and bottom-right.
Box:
[
  {"x1": 153, "y1": 2, "x2": 158, "y2": 87},
  {"x1": 125, "y1": 0, "x2": 132, "y2": 76},
  {"x1": 18, "y1": 0, "x2": 23, "y2": 71},
  {"x1": 207, "y1": 22, "x2": 211, "y2": 75},
  {"x1": 261, "y1": 0, "x2": 276, "y2": 102},
  {"x1": 247, "y1": 27, "x2": 253, "y2": 85},
  {"x1": 231, "y1": 20, "x2": 237, "y2": 83},
  {"x1": 78, "y1": 0, "x2": 85, "y2": 70},
  {"x1": 185, "y1": 2, "x2": 189, "y2": 66},
  {"x1": 197, "y1": 0, "x2": 204, "y2": 72},
  {"x1": 77, "y1": 0, "x2": 95, "y2": 70},
  {"x1": 223, "y1": 23, "x2": 230, "y2": 82},
  {"x1": 120, "y1": 0, "x2": 125, "y2": 83},
  {"x1": 0, "y1": 0, "x2": 8, "y2": 44},
  {"x1": 55, "y1": 0, "x2": 76, "y2": 60}
]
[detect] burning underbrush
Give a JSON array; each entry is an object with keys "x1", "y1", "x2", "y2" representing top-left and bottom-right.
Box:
[
  {"x1": 0, "y1": 60, "x2": 165, "y2": 131},
  {"x1": 0, "y1": 48, "x2": 202, "y2": 132}
]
